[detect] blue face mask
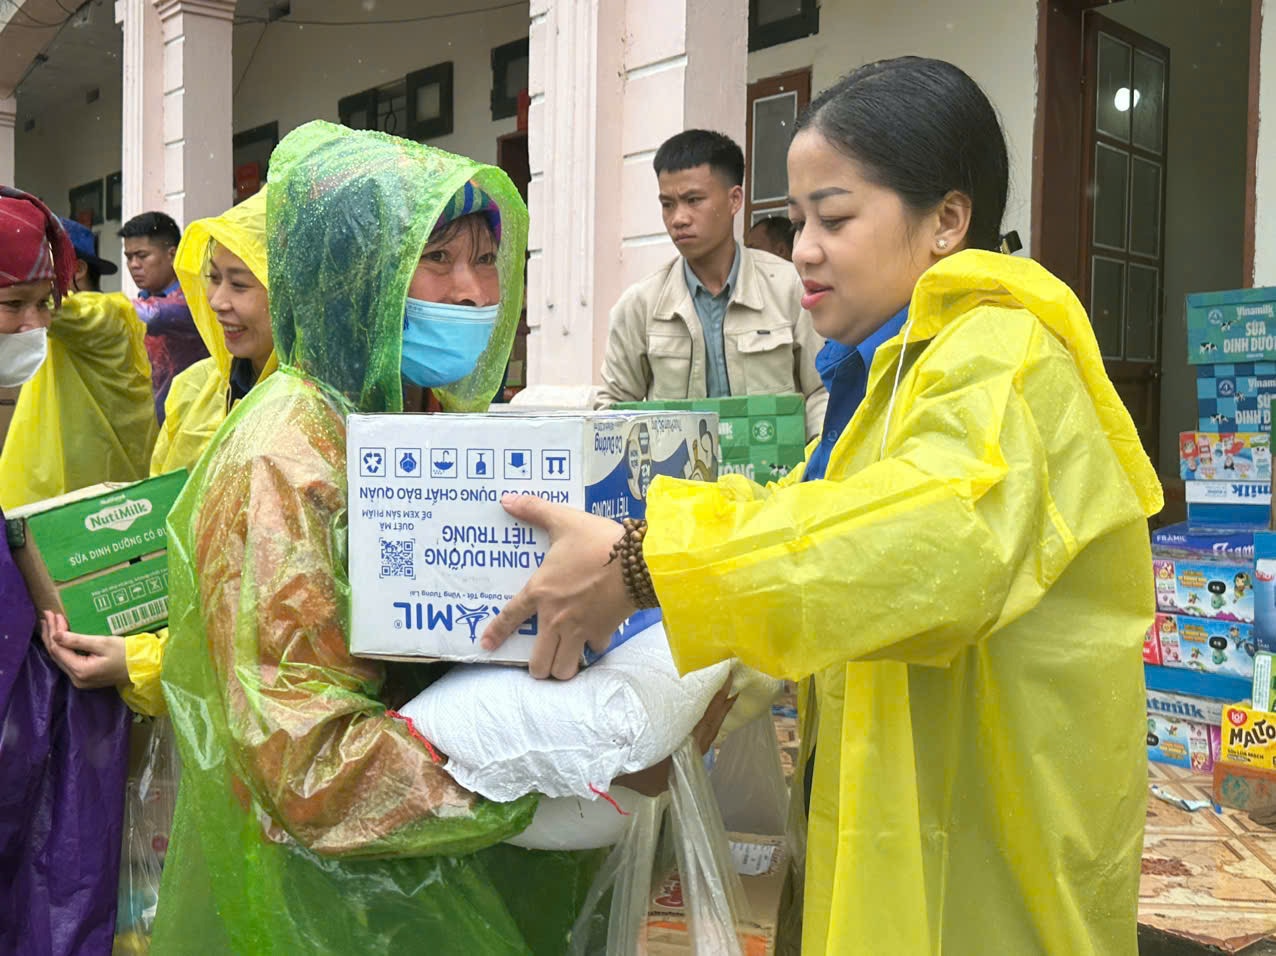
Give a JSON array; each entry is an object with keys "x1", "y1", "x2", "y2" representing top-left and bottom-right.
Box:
[{"x1": 401, "y1": 298, "x2": 499, "y2": 388}]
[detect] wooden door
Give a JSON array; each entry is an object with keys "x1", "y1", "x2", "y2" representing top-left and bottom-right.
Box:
[
  {"x1": 745, "y1": 69, "x2": 811, "y2": 227},
  {"x1": 1079, "y1": 14, "x2": 1170, "y2": 467}
]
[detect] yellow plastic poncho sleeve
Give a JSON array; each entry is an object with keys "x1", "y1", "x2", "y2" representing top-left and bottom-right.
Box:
[
  {"x1": 0, "y1": 291, "x2": 157, "y2": 509},
  {"x1": 644, "y1": 251, "x2": 1162, "y2": 955}
]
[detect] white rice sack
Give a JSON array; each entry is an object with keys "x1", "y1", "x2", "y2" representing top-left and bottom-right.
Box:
[
  {"x1": 396, "y1": 618, "x2": 731, "y2": 802},
  {"x1": 503, "y1": 788, "x2": 642, "y2": 851}
]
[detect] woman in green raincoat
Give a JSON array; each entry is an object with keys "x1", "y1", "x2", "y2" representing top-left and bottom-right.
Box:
[
  {"x1": 150, "y1": 122, "x2": 604, "y2": 954},
  {"x1": 482, "y1": 59, "x2": 1163, "y2": 954}
]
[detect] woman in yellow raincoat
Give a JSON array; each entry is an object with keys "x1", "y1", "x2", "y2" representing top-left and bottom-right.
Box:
[
  {"x1": 0, "y1": 225, "x2": 156, "y2": 510},
  {"x1": 39, "y1": 190, "x2": 278, "y2": 717},
  {"x1": 149, "y1": 121, "x2": 611, "y2": 954},
  {"x1": 482, "y1": 58, "x2": 1162, "y2": 953}
]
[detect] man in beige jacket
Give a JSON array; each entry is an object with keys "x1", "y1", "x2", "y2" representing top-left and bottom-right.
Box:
[{"x1": 596, "y1": 130, "x2": 827, "y2": 439}]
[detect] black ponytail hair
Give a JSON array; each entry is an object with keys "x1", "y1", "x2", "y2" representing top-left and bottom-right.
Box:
[{"x1": 796, "y1": 57, "x2": 1009, "y2": 252}]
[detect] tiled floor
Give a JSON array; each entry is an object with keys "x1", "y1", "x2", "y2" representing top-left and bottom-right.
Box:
[
  {"x1": 772, "y1": 696, "x2": 1276, "y2": 953},
  {"x1": 1142, "y1": 763, "x2": 1276, "y2": 952}
]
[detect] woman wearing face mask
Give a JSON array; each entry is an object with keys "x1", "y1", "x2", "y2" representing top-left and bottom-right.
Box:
[
  {"x1": 0, "y1": 195, "x2": 157, "y2": 510},
  {"x1": 480, "y1": 59, "x2": 1162, "y2": 954},
  {"x1": 39, "y1": 189, "x2": 276, "y2": 718},
  {"x1": 0, "y1": 186, "x2": 132, "y2": 956},
  {"x1": 149, "y1": 122, "x2": 609, "y2": 955}
]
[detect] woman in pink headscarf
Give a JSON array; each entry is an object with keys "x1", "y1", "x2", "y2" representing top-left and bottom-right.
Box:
[{"x1": 0, "y1": 186, "x2": 131, "y2": 956}]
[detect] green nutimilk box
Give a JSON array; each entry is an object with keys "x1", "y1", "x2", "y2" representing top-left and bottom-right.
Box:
[
  {"x1": 10, "y1": 470, "x2": 186, "y2": 635},
  {"x1": 615, "y1": 394, "x2": 806, "y2": 482}
]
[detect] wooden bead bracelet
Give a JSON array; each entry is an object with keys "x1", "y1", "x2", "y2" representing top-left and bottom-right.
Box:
[{"x1": 608, "y1": 518, "x2": 660, "y2": 609}]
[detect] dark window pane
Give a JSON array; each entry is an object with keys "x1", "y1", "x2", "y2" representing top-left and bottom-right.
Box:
[
  {"x1": 1091, "y1": 256, "x2": 1125, "y2": 358},
  {"x1": 1093, "y1": 143, "x2": 1129, "y2": 250}
]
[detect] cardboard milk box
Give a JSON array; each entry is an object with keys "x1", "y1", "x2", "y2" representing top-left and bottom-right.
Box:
[
  {"x1": 347, "y1": 410, "x2": 718, "y2": 664},
  {"x1": 1154, "y1": 613, "x2": 1256, "y2": 681},
  {"x1": 1179, "y1": 432, "x2": 1272, "y2": 482},
  {"x1": 1184, "y1": 480, "x2": 1272, "y2": 527},
  {"x1": 1187, "y1": 286, "x2": 1276, "y2": 364},
  {"x1": 8, "y1": 471, "x2": 186, "y2": 635},
  {"x1": 1153, "y1": 557, "x2": 1255, "y2": 623},
  {"x1": 1196, "y1": 363, "x2": 1276, "y2": 432},
  {"x1": 616, "y1": 393, "x2": 808, "y2": 484}
]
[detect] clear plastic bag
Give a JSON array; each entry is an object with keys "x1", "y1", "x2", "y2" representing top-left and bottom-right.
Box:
[
  {"x1": 113, "y1": 716, "x2": 181, "y2": 955},
  {"x1": 710, "y1": 711, "x2": 789, "y2": 837},
  {"x1": 568, "y1": 737, "x2": 749, "y2": 955}
]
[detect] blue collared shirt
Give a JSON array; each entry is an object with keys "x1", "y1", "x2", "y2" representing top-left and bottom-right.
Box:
[
  {"x1": 683, "y1": 244, "x2": 742, "y2": 398},
  {"x1": 802, "y1": 305, "x2": 910, "y2": 482}
]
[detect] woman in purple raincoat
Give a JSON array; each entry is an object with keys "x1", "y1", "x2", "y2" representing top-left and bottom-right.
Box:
[{"x1": 0, "y1": 186, "x2": 131, "y2": 956}]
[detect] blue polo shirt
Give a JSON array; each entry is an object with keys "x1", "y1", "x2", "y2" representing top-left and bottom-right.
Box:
[{"x1": 802, "y1": 305, "x2": 910, "y2": 482}]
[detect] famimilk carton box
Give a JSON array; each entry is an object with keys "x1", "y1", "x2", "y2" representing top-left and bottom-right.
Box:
[
  {"x1": 8, "y1": 471, "x2": 186, "y2": 635},
  {"x1": 347, "y1": 411, "x2": 718, "y2": 664}
]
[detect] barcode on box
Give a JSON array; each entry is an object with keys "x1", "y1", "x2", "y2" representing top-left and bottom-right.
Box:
[{"x1": 106, "y1": 597, "x2": 168, "y2": 635}]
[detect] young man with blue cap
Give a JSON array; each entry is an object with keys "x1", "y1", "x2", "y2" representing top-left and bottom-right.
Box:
[{"x1": 60, "y1": 216, "x2": 119, "y2": 292}]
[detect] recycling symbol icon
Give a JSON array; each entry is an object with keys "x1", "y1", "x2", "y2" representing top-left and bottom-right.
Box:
[{"x1": 362, "y1": 450, "x2": 384, "y2": 475}]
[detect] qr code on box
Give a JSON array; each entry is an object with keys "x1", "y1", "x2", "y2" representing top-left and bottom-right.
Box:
[{"x1": 379, "y1": 539, "x2": 415, "y2": 580}]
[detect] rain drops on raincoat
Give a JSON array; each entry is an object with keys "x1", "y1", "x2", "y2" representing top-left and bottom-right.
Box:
[
  {"x1": 152, "y1": 121, "x2": 602, "y2": 955},
  {"x1": 0, "y1": 291, "x2": 156, "y2": 509},
  {"x1": 644, "y1": 250, "x2": 1163, "y2": 955}
]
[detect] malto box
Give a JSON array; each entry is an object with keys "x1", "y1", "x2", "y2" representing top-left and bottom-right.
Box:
[
  {"x1": 8, "y1": 471, "x2": 186, "y2": 635},
  {"x1": 346, "y1": 411, "x2": 716, "y2": 664}
]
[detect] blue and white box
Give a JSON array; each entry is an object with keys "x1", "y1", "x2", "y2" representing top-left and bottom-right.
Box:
[
  {"x1": 1196, "y1": 363, "x2": 1276, "y2": 431},
  {"x1": 1185, "y1": 480, "x2": 1271, "y2": 527},
  {"x1": 346, "y1": 410, "x2": 718, "y2": 664},
  {"x1": 1151, "y1": 522, "x2": 1259, "y2": 561}
]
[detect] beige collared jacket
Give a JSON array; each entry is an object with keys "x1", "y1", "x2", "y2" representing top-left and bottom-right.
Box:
[{"x1": 596, "y1": 246, "x2": 828, "y2": 438}]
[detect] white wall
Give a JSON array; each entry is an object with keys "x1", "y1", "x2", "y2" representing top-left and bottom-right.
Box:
[
  {"x1": 15, "y1": 81, "x2": 125, "y2": 291},
  {"x1": 13, "y1": 0, "x2": 529, "y2": 288},
  {"x1": 744, "y1": 0, "x2": 1039, "y2": 252},
  {"x1": 232, "y1": 0, "x2": 528, "y2": 166},
  {"x1": 1106, "y1": 0, "x2": 1251, "y2": 477},
  {"x1": 1256, "y1": 0, "x2": 1276, "y2": 283}
]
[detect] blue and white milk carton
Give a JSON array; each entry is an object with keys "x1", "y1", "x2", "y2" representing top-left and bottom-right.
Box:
[{"x1": 346, "y1": 410, "x2": 718, "y2": 664}]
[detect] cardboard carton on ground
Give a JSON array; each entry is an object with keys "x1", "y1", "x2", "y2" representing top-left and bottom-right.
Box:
[
  {"x1": 1146, "y1": 712, "x2": 1221, "y2": 774},
  {"x1": 643, "y1": 832, "x2": 788, "y2": 956},
  {"x1": 1213, "y1": 760, "x2": 1276, "y2": 811},
  {"x1": 8, "y1": 472, "x2": 186, "y2": 635},
  {"x1": 346, "y1": 411, "x2": 717, "y2": 664}
]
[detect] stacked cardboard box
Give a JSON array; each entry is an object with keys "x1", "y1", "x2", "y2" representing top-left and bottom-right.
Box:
[{"x1": 614, "y1": 394, "x2": 807, "y2": 484}]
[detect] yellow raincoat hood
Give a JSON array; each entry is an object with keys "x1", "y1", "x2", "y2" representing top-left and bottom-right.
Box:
[
  {"x1": 645, "y1": 250, "x2": 1162, "y2": 953},
  {"x1": 150, "y1": 189, "x2": 277, "y2": 477},
  {"x1": 173, "y1": 187, "x2": 278, "y2": 386}
]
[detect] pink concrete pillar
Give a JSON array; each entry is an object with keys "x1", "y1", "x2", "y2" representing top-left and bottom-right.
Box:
[
  {"x1": 115, "y1": 3, "x2": 165, "y2": 215},
  {"x1": 0, "y1": 97, "x2": 15, "y2": 187},
  {"x1": 153, "y1": 0, "x2": 234, "y2": 230},
  {"x1": 526, "y1": 0, "x2": 747, "y2": 387}
]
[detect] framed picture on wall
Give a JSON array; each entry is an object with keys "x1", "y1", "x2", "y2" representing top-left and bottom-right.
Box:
[
  {"x1": 106, "y1": 172, "x2": 122, "y2": 221},
  {"x1": 490, "y1": 38, "x2": 529, "y2": 121},
  {"x1": 406, "y1": 63, "x2": 454, "y2": 141},
  {"x1": 69, "y1": 179, "x2": 104, "y2": 227},
  {"x1": 232, "y1": 121, "x2": 279, "y2": 203}
]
